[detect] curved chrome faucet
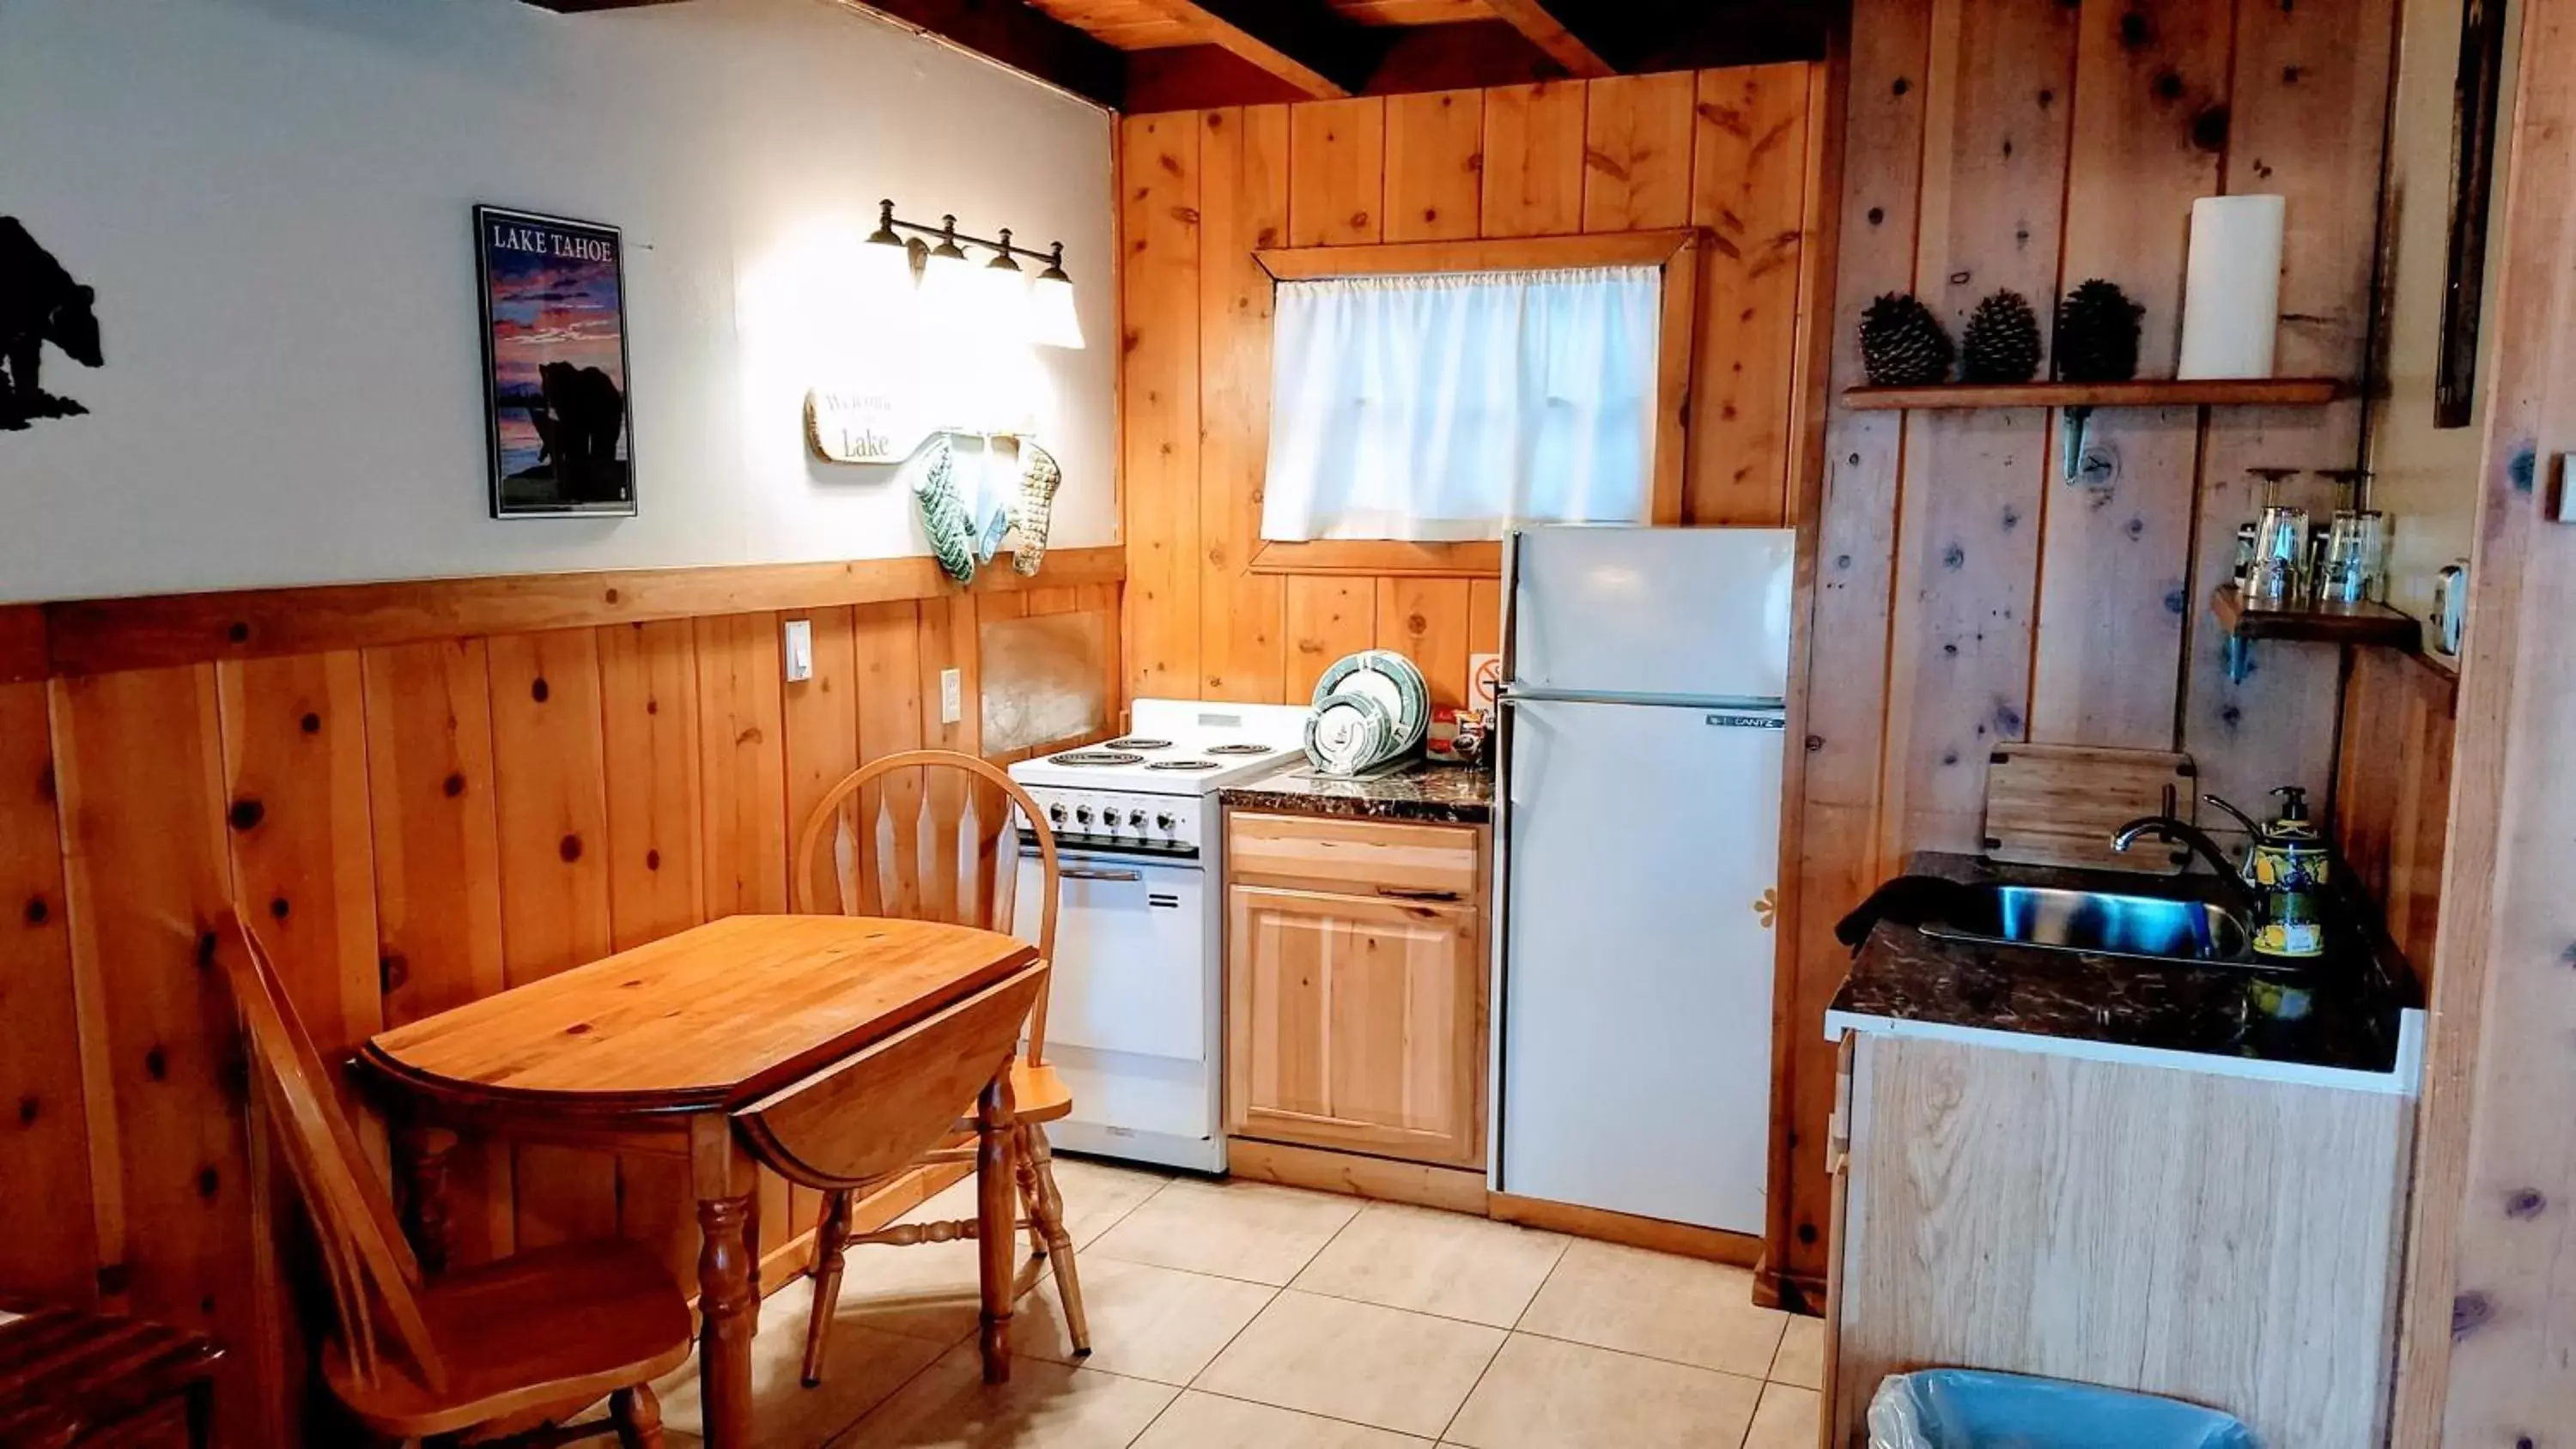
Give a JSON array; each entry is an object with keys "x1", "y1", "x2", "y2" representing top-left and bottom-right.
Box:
[{"x1": 2111, "y1": 816, "x2": 2257, "y2": 911}]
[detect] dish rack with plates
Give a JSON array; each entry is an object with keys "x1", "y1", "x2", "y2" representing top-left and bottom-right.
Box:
[{"x1": 1304, "y1": 650, "x2": 1430, "y2": 776}]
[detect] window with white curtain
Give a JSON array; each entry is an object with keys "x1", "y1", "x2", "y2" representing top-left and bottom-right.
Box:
[{"x1": 1261, "y1": 266, "x2": 1662, "y2": 543}]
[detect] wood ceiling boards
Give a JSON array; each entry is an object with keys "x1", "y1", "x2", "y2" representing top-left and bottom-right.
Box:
[{"x1": 517, "y1": 0, "x2": 1832, "y2": 111}]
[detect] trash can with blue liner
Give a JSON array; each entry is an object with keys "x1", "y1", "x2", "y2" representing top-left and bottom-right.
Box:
[{"x1": 1868, "y1": 1368, "x2": 2261, "y2": 1448}]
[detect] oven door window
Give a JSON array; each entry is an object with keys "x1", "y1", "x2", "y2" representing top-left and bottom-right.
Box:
[{"x1": 1016, "y1": 852, "x2": 1205, "y2": 1062}]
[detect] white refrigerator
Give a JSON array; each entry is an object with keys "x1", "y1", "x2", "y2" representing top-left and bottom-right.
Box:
[{"x1": 1492, "y1": 525, "x2": 1795, "y2": 1233}]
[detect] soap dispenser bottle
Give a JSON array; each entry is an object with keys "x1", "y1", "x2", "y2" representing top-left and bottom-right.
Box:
[{"x1": 2208, "y1": 787, "x2": 2330, "y2": 960}]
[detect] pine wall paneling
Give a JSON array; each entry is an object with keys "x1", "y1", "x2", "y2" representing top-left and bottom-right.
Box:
[
  {"x1": 2391, "y1": 0, "x2": 2576, "y2": 1429},
  {"x1": 0, "y1": 682, "x2": 96, "y2": 1307},
  {"x1": 1120, "y1": 66, "x2": 1825, "y2": 715},
  {"x1": 2333, "y1": 651, "x2": 2454, "y2": 984},
  {"x1": 1774, "y1": 0, "x2": 2400, "y2": 1300},
  {"x1": 0, "y1": 556, "x2": 1121, "y2": 1445},
  {"x1": 51, "y1": 665, "x2": 291, "y2": 1446}
]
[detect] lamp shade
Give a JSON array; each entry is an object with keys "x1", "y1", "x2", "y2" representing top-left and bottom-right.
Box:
[
  {"x1": 975, "y1": 255, "x2": 1032, "y2": 347},
  {"x1": 919, "y1": 245, "x2": 976, "y2": 322},
  {"x1": 854, "y1": 234, "x2": 915, "y2": 321},
  {"x1": 1029, "y1": 272, "x2": 1084, "y2": 350}
]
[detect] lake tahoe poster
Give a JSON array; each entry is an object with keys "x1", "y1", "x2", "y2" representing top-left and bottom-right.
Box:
[{"x1": 475, "y1": 205, "x2": 635, "y2": 517}]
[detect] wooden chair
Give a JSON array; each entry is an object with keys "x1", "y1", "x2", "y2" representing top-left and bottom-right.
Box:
[
  {"x1": 216, "y1": 912, "x2": 692, "y2": 1446},
  {"x1": 788, "y1": 749, "x2": 1089, "y2": 1389}
]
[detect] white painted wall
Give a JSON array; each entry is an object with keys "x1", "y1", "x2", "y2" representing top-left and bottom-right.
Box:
[{"x1": 0, "y1": 0, "x2": 1115, "y2": 603}]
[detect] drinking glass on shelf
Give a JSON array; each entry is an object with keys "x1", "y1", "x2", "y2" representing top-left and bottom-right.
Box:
[
  {"x1": 2249, "y1": 506, "x2": 2309, "y2": 606},
  {"x1": 2355, "y1": 511, "x2": 2389, "y2": 603},
  {"x1": 2320, "y1": 512, "x2": 2366, "y2": 605}
]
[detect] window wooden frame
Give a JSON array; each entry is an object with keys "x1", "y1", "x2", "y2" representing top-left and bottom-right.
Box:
[{"x1": 1245, "y1": 228, "x2": 1701, "y2": 578}]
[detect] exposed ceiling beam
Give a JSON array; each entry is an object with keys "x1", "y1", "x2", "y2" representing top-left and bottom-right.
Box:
[
  {"x1": 523, "y1": 0, "x2": 1126, "y2": 109},
  {"x1": 1132, "y1": 0, "x2": 1385, "y2": 99},
  {"x1": 1477, "y1": 0, "x2": 1616, "y2": 77},
  {"x1": 1123, "y1": 20, "x2": 1565, "y2": 112},
  {"x1": 823, "y1": 0, "x2": 1127, "y2": 108},
  {"x1": 517, "y1": 0, "x2": 694, "y2": 11}
]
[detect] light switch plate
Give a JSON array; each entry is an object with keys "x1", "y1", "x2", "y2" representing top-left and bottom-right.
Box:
[
  {"x1": 940, "y1": 667, "x2": 963, "y2": 724},
  {"x1": 781, "y1": 619, "x2": 814, "y2": 682}
]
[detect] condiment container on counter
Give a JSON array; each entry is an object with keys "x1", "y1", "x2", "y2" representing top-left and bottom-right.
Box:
[
  {"x1": 2206, "y1": 787, "x2": 2330, "y2": 961},
  {"x1": 2433, "y1": 561, "x2": 2469, "y2": 655}
]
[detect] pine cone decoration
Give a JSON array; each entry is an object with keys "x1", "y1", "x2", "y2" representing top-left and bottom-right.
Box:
[
  {"x1": 2054, "y1": 279, "x2": 2144, "y2": 383},
  {"x1": 1959, "y1": 291, "x2": 2044, "y2": 385},
  {"x1": 1859, "y1": 293, "x2": 1953, "y2": 387}
]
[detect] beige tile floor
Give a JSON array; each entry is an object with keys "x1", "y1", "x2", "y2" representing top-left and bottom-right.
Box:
[{"x1": 647, "y1": 1156, "x2": 1825, "y2": 1448}]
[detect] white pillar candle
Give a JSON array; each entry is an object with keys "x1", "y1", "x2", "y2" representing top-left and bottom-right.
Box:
[{"x1": 2177, "y1": 195, "x2": 2287, "y2": 379}]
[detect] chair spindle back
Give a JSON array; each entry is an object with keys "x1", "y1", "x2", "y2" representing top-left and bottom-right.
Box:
[
  {"x1": 793, "y1": 749, "x2": 1061, "y2": 1061},
  {"x1": 218, "y1": 912, "x2": 448, "y2": 1393}
]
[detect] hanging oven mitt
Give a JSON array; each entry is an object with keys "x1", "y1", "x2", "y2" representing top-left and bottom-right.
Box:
[
  {"x1": 971, "y1": 439, "x2": 1014, "y2": 567},
  {"x1": 1012, "y1": 441, "x2": 1061, "y2": 576},
  {"x1": 907, "y1": 434, "x2": 977, "y2": 585}
]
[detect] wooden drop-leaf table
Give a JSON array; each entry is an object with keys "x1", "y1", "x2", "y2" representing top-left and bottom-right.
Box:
[{"x1": 357, "y1": 914, "x2": 1040, "y2": 1447}]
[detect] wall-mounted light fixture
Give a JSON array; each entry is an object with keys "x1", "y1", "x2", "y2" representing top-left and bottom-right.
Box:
[{"x1": 863, "y1": 200, "x2": 1084, "y2": 350}]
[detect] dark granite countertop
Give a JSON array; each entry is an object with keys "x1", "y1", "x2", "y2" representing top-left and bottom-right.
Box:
[
  {"x1": 1831, "y1": 852, "x2": 2420, "y2": 1076},
  {"x1": 1219, "y1": 760, "x2": 1494, "y2": 824}
]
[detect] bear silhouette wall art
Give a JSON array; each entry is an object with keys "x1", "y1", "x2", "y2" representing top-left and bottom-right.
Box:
[
  {"x1": 1, "y1": 216, "x2": 102, "y2": 431},
  {"x1": 475, "y1": 205, "x2": 635, "y2": 517}
]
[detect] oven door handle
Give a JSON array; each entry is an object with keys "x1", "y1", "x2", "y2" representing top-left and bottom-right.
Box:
[{"x1": 1060, "y1": 865, "x2": 1146, "y2": 882}]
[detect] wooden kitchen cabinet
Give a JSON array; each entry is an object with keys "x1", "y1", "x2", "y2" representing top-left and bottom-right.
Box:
[
  {"x1": 1825, "y1": 1029, "x2": 2412, "y2": 1447},
  {"x1": 1224, "y1": 813, "x2": 1488, "y2": 1169}
]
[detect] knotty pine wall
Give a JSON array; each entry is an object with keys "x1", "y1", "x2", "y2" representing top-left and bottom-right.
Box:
[
  {"x1": 2335, "y1": 650, "x2": 2455, "y2": 987},
  {"x1": 0, "y1": 570, "x2": 1116, "y2": 1445},
  {"x1": 1117, "y1": 67, "x2": 1830, "y2": 711},
  {"x1": 1777, "y1": 0, "x2": 2398, "y2": 1295}
]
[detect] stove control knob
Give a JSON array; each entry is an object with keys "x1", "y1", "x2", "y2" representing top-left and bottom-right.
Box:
[
  {"x1": 1156, "y1": 812, "x2": 1177, "y2": 831},
  {"x1": 1048, "y1": 803, "x2": 1067, "y2": 824},
  {"x1": 1073, "y1": 805, "x2": 1094, "y2": 827},
  {"x1": 1127, "y1": 809, "x2": 1148, "y2": 827}
]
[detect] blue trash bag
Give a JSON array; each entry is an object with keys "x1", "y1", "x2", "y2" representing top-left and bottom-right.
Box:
[{"x1": 1868, "y1": 1369, "x2": 2262, "y2": 1449}]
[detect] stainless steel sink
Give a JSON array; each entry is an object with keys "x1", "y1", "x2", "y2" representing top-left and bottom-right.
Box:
[{"x1": 1919, "y1": 884, "x2": 2255, "y2": 966}]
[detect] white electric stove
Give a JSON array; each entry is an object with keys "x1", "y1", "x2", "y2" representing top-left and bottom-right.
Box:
[{"x1": 1008, "y1": 699, "x2": 1309, "y2": 1172}]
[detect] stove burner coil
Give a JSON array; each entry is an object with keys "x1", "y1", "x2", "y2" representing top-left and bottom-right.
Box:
[
  {"x1": 1146, "y1": 760, "x2": 1222, "y2": 772},
  {"x1": 1103, "y1": 737, "x2": 1174, "y2": 750},
  {"x1": 1048, "y1": 750, "x2": 1146, "y2": 767},
  {"x1": 1203, "y1": 743, "x2": 1276, "y2": 756}
]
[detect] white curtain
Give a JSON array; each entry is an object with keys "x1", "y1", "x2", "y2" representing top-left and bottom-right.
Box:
[{"x1": 1261, "y1": 266, "x2": 1661, "y2": 542}]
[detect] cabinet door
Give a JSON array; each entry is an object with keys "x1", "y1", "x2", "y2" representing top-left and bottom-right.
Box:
[{"x1": 1226, "y1": 885, "x2": 1485, "y2": 1167}]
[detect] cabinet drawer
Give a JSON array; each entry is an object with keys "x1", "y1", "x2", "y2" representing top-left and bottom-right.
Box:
[
  {"x1": 1225, "y1": 884, "x2": 1485, "y2": 1167},
  {"x1": 1226, "y1": 812, "x2": 1483, "y2": 899}
]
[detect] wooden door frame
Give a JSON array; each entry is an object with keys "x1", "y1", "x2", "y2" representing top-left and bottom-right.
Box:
[
  {"x1": 1244, "y1": 228, "x2": 1704, "y2": 579},
  {"x1": 2391, "y1": 0, "x2": 2576, "y2": 1436}
]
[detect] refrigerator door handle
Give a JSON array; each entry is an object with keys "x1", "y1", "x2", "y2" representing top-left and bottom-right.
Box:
[{"x1": 1499, "y1": 685, "x2": 1789, "y2": 711}]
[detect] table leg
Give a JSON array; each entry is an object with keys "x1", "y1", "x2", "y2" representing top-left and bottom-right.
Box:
[
  {"x1": 394, "y1": 1122, "x2": 457, "y2": 1276},
  {"x1": 975, "y1": 1070, "x2": 1018, "y2": 1385},
  {"x1": 690, "y1": 1117, "x2": 760, "y2": 1447}
]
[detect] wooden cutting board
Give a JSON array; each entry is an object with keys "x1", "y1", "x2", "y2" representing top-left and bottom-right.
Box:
[{"x1": 1983, "y1": 743, "x2": 2197, "y2": 874}]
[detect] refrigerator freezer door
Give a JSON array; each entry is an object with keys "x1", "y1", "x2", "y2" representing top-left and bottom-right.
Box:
[
  {"x1": 1498, "y1": 696, "x2": 1783, "y2": 1232},
  {"x1": 1509, "y1": 526, "x2": 1796, "y2": 702}
]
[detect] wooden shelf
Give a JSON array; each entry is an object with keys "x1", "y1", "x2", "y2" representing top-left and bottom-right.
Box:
[
  {"x1": 1842, "y1": 378, "x2": 2345, "y2": 411},
  {"x1": 2211, "y1": 586, "x2": 2423, "y2": 651}
]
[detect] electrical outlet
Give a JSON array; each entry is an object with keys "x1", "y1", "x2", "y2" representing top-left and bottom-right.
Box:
[
  {"x1": 940, "y1": 667, "x2": 963, "y2": 724},
  {"x1": 781, "y1": 619, "x2": 813, "y2": 682}
]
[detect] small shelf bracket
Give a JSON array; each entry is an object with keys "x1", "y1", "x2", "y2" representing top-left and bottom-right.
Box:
[{"x1": 2059, "y1": 405, "x2": 2102, "y2": 486}]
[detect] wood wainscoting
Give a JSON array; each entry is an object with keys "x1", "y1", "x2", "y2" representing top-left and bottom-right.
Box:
[
  {"x1": 1773, "y1": 0, "x2": 2398, "y2": 1303},
  {"x1": 0, "y1": 550, "x2": 1119, "y2": 1446},
  {"x1": 2334, "y1": 648, "x2": 2456, "y2": 985},
  {"x1": 1119, "y1": 66, "x2": 1835, "y2": 712}
]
